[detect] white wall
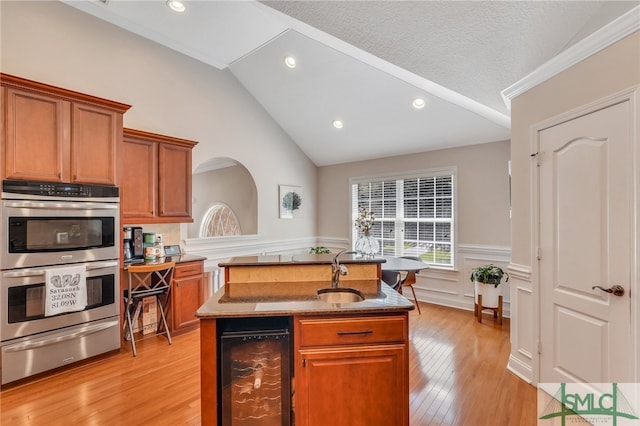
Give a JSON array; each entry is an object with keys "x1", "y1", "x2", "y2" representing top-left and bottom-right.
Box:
[
  {"x1": 316, "y1": 140, "x2": 512, "y2": 313},
  {"x1": 1, "y1": 0, "x2": 317, "y2": 248}
]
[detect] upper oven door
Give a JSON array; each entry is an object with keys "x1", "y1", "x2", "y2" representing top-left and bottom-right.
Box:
[{"x1": 1, "y1": 199, "x2": 119, "y2": 269}]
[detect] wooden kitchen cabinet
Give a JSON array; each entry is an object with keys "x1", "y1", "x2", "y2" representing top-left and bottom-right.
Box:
[
  {"x1": 294, "y1": 314, "x2": 409, "y2": 426},
  {"x1": 1, "y1": 73, "x2": 130, "y2": 184},
  {"x1": 171, "y1": 261, "x2": 204, "y2": 334},
  {"x1": 159, "y1": 142, "x2": 192, "y2": 218},
  {"x1": 120, "y1": 128, "x2": 197, "y2": 223}
]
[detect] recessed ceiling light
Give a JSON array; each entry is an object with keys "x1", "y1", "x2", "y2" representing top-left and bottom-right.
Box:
[
  {"x1": 412, "y1": 98, "x2": 426, "y2": 109},
  {"x1": 167, "y1": 0, "x2": 186, "y2": 13},
  {"x1": 332, "y1": 120, "x2": 344, "y2": 129},
  {"x1": 284, "y1": 56, "x2": 297, "y2": 69}
]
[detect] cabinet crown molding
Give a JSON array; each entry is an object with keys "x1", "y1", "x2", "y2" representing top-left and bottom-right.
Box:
[
  {"x1": 123, "y1": 128, "x2": 198, "y2": 148},
  {"x1": 0, "y1": 73, "x2": 131, "y2": 113}
]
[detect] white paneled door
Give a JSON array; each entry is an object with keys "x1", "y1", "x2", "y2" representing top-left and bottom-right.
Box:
[{"x1": 538, "y1": 100, "x2": 633, "y2": 383}]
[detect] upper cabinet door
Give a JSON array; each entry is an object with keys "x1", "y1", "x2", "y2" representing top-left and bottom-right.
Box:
[
  {"x1": 71, "y1": 102, "x2": 120, "y2": 185},
  {"x1": 119, "y1": 128, "x2": 196, "y2": 224},
  {"x1": 121, "y1": 135, "x2": 157, "y2": 220},
  {"x1": 4, "y1": 87, "x2": 69, "y2": 182},
  {"x1": 158, "y1": 143, "x2": 192, "y2": 218}
]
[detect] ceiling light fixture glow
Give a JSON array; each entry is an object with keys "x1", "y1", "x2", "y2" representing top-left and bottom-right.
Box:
[
  {"x1": 167, "y1": 0, "x2": 186, "y2": 13},
  {"x1": 332, "y1": 120, "x2": 344, "y2": 129},
  {"x1": 412, "y1": 98, "x2": 426, "y2": 109},
  {"x1": 284, "y1": 56, "x2": 297, "y2": 69}
]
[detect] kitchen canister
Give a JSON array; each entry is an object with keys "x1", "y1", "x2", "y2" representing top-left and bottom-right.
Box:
[
  {"x1": 144, "y1": 246, "x2": 156, "y2": 260},
  {"x1": 143, "y1": 233, "x2": 156, "y2": 244}
]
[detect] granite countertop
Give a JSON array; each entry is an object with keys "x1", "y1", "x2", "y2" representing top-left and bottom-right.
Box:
[
  {"x1": 196, "y1": 282, "x2": 414, "y2": 319},
  {"x1": 218, "y1": 253, "x2": 386, "y2": 267},
  {"x1": 123, "y1": 253, "x2": 206, "y2": 268},
  {"x1": 165, "y1": 253, "x2": 207, "y2": 263}
]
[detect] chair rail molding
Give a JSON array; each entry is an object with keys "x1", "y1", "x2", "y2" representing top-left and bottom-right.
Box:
[
  {"x1": 459, "y1": 243, "x2": 511, "y2": 261},
  {"x1": 507, "y1": 262, "x2": 532, "y2": 282}
]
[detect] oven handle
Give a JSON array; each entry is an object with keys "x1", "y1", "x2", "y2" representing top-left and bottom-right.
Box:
[
  {"x1": 3, "y1": 200, "x2": 118, "y2": 210},
  {"x1": 2, "y1": 260, "x2": 119, "y2": 278},
  {"x1": 2, "y1": 319, "x2": 119, "y2": 353}
]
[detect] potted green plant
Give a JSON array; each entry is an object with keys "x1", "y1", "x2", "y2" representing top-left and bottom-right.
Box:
[
  {"x1": 309, "y1": 246, "x2": 331, "y2": 254},
  {"x1": 470, "y1": 264, "x2": 509, "y2": 308}
]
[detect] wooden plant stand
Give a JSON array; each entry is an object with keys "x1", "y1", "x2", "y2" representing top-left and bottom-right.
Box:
[{"x1": 474, "y1": 295, "x2": 503, "y2": 325}]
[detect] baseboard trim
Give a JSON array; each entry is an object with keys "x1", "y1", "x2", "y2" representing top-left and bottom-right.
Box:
[{"x1": 507, "y1": 355, "x2": 534, "y2": 384}]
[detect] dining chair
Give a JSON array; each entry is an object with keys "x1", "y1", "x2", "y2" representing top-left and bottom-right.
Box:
[
  {"x1": 381, "y1": 269, "x2": 401, "y2": 291},
  {"x1": 398, "y1": 256, "x2": 422, "y2": 314}
]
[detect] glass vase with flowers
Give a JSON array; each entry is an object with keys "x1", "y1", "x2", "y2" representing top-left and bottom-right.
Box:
[{"x1": 354, "y1": 208, "x2": 380, "y2": 257}]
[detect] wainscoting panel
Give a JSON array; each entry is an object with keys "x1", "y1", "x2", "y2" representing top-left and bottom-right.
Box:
[
  {"x1": 507, "y1": 263, "x2": 534, "y2": 383},
  {"x1": 413, "y1": 244, "x2": 512, "y2": 317}
]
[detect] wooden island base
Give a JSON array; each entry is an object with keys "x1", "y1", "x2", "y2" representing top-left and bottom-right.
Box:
[{"x1": 197, "y1": 254, "x2": 414, "y2": 425}]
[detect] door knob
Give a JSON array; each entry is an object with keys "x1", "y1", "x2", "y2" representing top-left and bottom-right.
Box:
[{"x1": 592, "y1": 285, "x2": 625, "y2": 297}]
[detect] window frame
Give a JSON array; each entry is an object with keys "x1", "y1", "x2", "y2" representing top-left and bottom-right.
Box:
[
  {"x1": 199, "y1": 202, "x2": 242, "y2": 238},
  {"x1": 350, "y1": 167, "x2": 458, "y2": 270}
]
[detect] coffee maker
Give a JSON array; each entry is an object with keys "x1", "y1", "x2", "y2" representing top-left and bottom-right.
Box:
[
  {"x1": 123, "y1": 227, "x2": 133, "y2": 260},
  {"x1": 123, "y1": 226, "x2": 144, "y2": 262}
]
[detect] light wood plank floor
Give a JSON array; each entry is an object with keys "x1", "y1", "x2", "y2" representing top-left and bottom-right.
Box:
[{"x1": 1, "y1": 303, "x2": 537, "y2": 425}]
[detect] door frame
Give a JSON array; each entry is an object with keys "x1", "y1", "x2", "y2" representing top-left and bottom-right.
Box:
[{"x1": 529, "y1": 86, "x2": 639, "y2": 385}]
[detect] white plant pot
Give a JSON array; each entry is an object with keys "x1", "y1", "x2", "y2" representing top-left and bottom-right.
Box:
[{"x1": 474, "y1": 280, "x2": 501, "y2": 308}]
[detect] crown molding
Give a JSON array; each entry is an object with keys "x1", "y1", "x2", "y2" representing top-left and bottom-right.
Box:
[{"x1": 501, "y1": 5, "x2": 640, "y2": 109}]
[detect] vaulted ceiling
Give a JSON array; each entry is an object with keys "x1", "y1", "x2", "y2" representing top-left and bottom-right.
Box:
[{"x1": 63, "y1": 0, "x2": 639, "y2": 166}]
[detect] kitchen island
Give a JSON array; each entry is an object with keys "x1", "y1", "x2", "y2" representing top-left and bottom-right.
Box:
[{"x1": 197, "y1": 254, "x2": 414, "y2": 426}]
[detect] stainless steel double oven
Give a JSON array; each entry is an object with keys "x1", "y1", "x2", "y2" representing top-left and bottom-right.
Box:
[{"x1": 1, "y1": 180, "x2": 120, "y2": 385}]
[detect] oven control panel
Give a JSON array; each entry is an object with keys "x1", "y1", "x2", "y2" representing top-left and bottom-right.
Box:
[{"x1": 2, "y1": 180, "x2": 119, "y2": 198}]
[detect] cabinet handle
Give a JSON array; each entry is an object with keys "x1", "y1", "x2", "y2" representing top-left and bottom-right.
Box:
[{"x1": 336, "y1": 330, "x2": 373, "y2": 336}]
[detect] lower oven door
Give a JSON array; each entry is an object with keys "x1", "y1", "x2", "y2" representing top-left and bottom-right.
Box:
[
  {"x1": 1, "y1": 260, "x2": 119, "y2": 342},
  {"x1": 1, "y1": 316, "x2": 120, "y2": 385}
]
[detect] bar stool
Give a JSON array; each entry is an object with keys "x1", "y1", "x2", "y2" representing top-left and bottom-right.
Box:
[{"x1": 124, "y1": 262, "x2": 175, "y2": 356}]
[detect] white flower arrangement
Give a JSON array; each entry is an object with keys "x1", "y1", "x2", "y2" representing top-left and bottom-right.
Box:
[{"x1": 354, "y1": 208, "x2": 375, "y2": 235}]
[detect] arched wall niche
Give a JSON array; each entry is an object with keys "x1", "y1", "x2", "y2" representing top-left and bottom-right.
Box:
[{"x1": 188, "y1": 157, "x2": 258, "y2": 238}]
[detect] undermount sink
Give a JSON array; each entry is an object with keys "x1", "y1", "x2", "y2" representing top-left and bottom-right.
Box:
[{"x1": 317, "y1": 287, "x2": 365, "y2": 304}]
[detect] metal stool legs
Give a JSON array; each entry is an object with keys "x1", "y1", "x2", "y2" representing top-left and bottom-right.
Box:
[
  {"x1": 124, "y1": 292, "x2": 172, "y2": 357},
  {"x1": 124, "y1": 262, "x2": 174, "y2": 357}
]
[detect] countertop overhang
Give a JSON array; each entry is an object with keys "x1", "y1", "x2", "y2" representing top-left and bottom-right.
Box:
[
  {"x1": 196, "y1": 282, "x2": 414, "y2": 319},
  {"x1": 123, "y1": 253, "x2": 206, "y2": 268},
  {"x1": 217, "y1": 253, "x2": 386, "y2": 267}
]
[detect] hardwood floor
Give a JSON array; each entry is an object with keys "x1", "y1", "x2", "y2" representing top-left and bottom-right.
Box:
[{"x1": 1, "y1": 303, "x2": 536, "y2": 425}]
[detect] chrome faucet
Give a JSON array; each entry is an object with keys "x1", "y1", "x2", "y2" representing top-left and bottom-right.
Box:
[{"x1": 331, "y1": 250, "x2": 349, "y2": 288}]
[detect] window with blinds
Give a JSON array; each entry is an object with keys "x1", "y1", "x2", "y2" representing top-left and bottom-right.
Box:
[{"x1": 351, "y1": 170, "x2": 455, "y2": 267}]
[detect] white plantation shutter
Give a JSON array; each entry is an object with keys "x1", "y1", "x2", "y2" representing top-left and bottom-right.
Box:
[{"x1": 351, "y1": 169, "x2": 455, "y2": 267}]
